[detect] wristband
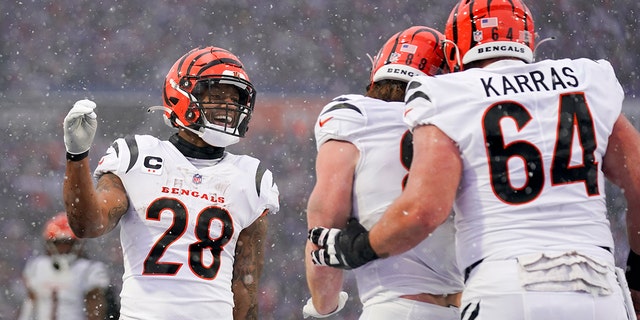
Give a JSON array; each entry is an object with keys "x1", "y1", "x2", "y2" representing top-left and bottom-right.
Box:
[
  {"x1": 66, "y1": 151, "x2": 89, "y2": 161},
  {"x1": 302, "y1": 291, "x2": 348, "y2": 319},
  {"x1": 626, "y1": 249, "x2": 640, "y2": 290},
  {"x1": 351, "y1": 232, "x2": 379, "y2": 265},
  {"x1": 340, "y1": 218, "x2": 379, "y2": 268}
]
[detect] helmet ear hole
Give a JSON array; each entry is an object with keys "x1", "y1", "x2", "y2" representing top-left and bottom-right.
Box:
[
  {"x1": 185, "y1": 110, "x2": 197, "y2": 121},
  {"x1": 180, "y1": 77, "x2": 192, "y2": 89}
]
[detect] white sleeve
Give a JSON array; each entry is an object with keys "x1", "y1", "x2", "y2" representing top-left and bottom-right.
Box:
[
  {"x1": 93, "y1": 137, "x2": 128, "y2": 178},
  {"x1": 83, "y1": 261, "x2": 110, "y2": 293},
  {"x1": 403, "y1": 76, "x2": 439, "y2": 130},
  {"x1": 258, "y1": 167, "x2": 280, "y2": 215},
  {"x1": 314, "y1": 96, "x2": 366, "y2": 149}
]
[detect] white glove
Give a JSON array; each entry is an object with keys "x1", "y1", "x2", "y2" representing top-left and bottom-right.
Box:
[
  {"x1": 302, "y1": 291, "x2": 348, "y2": 319},
  {"x1": 63, "y1": 99, "x2": 97, "y2": 155}
]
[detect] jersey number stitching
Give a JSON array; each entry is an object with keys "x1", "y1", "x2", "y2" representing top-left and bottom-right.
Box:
[
  {"x1": 143, "y1": 198, "x2": 234, "y2": 280},
  {"x1": 483, "y1": 92, "x2": 599, "y2": 204},
  {"x1": 400, "y1": 130, "x2": 413, "y2": 188}
]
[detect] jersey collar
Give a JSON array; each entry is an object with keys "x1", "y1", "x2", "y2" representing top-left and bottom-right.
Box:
[{"x1": 169, "y1": 134, "x2": 225, "y2": 159}]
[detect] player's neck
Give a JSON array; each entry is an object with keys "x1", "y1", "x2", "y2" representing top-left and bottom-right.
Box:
[{"x1": 169, "y1": 134, "x2": 225, "y2": 159}]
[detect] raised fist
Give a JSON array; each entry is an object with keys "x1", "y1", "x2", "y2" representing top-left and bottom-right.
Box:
[{"x1": 63, "y1": 99, "x2": 97, "y2": 155}]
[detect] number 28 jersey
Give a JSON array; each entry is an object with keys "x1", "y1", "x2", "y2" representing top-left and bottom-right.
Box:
[
  {"x1": 404, "y1": 59, "x2": 623, "y2": 270},
  {"x1": 94, "y1": 134, "x2": 279, "y2": 319}
]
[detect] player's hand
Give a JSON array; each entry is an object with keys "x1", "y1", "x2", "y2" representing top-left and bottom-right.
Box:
[
  {"x1": 302, "y1": 291, "x2": 348, "y2": 319},
  {"x1": 63, "y1": 99, "x2": 98, "y2": 155},
  {"x1": 308, "y1": 218, "x2": 379, "y2": 270}
]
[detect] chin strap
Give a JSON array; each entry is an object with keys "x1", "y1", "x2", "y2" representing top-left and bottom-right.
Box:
[
  {"x1": 365, "y1": 53, "x2": 375, "y2": 67},
  {"x1": 147, "y1": 105, "x2": 175, "y2": 128},
  {"x1": 533, "y1": 36, "x2": 557, "y2": 61},
  {"x1": 442, "y1": 39, "x2": 462, "y2": 72}
]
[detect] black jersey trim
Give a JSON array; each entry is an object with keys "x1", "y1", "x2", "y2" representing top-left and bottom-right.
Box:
[
  {"x1": 124, "y1": 135, "x2": 139, "y2": 173},
  {"x1": 406, "y1": 90, "x2": 431, "y2": 104},
  {"x1": 320, "y1": 103, "x2": 363, "y2": 116},
  {"x1": 255, "y1": 162, "x2": 267, "y2": 197}
]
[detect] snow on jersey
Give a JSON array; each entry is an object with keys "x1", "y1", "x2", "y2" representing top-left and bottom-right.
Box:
[
  {"x1": 315, "y1": 94, "x2": 463, "y2": 306},
  {"x1": 21, "y1": 256, "x2": 109, "y2": 320},
  {"x1": 404, "y1": 59, "x2": 623, "y2": 270},
  {"x1": 94, "y1": 134, "x2": 279, "y2": 319}
]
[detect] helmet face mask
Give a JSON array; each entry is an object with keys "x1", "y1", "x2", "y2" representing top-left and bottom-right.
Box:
[
  {"x1": 369, "y1": 26, "x2": 447, "y2": 85},
  {"x1": 445, "y1": 0, "x2": 535, "y2": 71},
  {"x1": 190, "y1": 81, "x2": 251, "y2": 138},
  {"x1": 163, "y1": 47, "x2": 257, "y2": 147}
]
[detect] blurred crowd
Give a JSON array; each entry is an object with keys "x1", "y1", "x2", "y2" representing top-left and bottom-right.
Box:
[
  {"x1": 1, "y1": 0, "x2": 639, "y2": 319},
  {"x1": 1, "y1": 1, "x2": 640, "y2": 97}
]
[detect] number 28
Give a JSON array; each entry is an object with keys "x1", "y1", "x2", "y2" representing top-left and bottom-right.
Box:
[{"x1": 143, "y1": 198, "x2": 233, "y2": 280}]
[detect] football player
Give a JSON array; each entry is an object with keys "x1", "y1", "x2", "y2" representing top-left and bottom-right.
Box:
[
  {"x1": 308, "y1": 0, "x2": 640, "y2": 319},
  {"x1": 62, "y1": 46, "x2": 279, "y2": 319},
  {"x1": 304, "y1": 26, "x2": 463, "y2": 319},
  {"x1": 18, "y1": 212, "x2": 109, "y2": 320}
]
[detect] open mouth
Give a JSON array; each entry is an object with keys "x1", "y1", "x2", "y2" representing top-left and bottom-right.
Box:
[{"x1": 213, "y1": 114, "x2": 235, "y2": 125}]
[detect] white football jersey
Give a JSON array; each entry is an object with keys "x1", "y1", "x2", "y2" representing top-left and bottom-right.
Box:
[
  {"x1": 315, "y1": 94, "x2": 464, "y2": 306},
  {"x1": 404, "y1": 59, "x2": 623, "y2": 270},
  {"x1": 94, "y1": 135, "x2": 279, "y2": 319},
  {"x1": 21, "y1": 255, "x2": 109, "y2": 320}
]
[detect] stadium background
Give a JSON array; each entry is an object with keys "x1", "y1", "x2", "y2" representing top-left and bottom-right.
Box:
[{"x1": 1, "y1": 1, "x2": 638, "y2": 319}]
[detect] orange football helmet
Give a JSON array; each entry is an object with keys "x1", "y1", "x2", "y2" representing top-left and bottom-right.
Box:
[
  {"x1": 370, "y1": 26, "x2": 447, "y2": 85},
  {"x1": 445, "y1": 0, "x2": 535, "y2": 71},
  {"x1": 162, "y1": 46, "x2": 256, "y2": 147},
  {"x1": 43, "y1": 212, "x2": 77, "y2": 242}
]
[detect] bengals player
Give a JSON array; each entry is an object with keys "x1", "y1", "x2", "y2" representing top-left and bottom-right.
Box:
[
  {"x1": 309, "y1": 0, "x2": 640, "y2": 319},
  {"x1": 18, "y1": 213, "x2": 109, "y2": 320},
  {"x1": 304, "y1": 26, "x2": 463, "y2": 319},
  {"x1": 62, "y1": 47, "x2": 279, "y2": 319}
]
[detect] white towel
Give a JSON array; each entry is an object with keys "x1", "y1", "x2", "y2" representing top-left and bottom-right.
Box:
[{"x1": 517, "y1": 251, "x2": 612, "y2": 295}]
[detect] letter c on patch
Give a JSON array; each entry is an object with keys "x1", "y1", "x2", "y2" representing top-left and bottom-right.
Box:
[{"x1": 144, "y1": 156, "x2": 163, "y2": 169}]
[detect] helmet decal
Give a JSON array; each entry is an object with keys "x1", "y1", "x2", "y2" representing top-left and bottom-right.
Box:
[
  {"x1": 445, "y1": 0, "x2": 535, "y2": 71},
  {"x1": 370, "y1": 26, "x2": 447, "y2": 84},
  {"x1": 43, "y1": 212, "x2": 77, "y2": 241},
  {"x1": 161, "y1": 46, "x2": 257, "y2": 147}
]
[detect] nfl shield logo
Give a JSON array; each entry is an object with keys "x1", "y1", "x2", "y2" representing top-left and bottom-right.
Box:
[
  {"x1": 192, "y1": 174, "x2": 203, "y2": 185},
  {"x1": 473, "y1": 31, "x2": 483, "y2": 42}
]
